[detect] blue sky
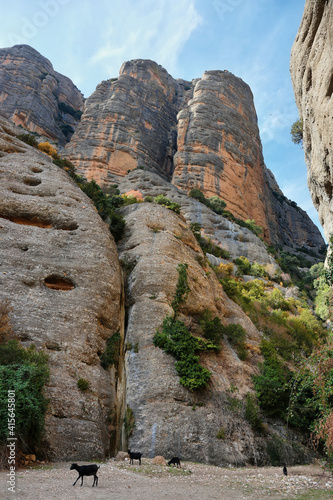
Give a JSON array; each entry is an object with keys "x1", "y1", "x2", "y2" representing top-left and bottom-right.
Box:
[{"x1": 1, "y1": 0, "x2": 323, "y2": 237}]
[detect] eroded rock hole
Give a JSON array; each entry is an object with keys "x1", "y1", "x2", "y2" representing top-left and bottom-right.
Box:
[
  {"x1": 23, "y1": 177, "x2": 41, "y2": 186},
  {"x1": 44, "y1": 275, "x2": 75, "y2": 291},
  {"x1": 0, "y1": 212, "x2": 78, "y2": 230},
  {"x1": 31, "y1": 167, "x2": 43, "y2": 173},
  {"x1": 1, "y1": 214, "x2": 52, "y2": 228}
]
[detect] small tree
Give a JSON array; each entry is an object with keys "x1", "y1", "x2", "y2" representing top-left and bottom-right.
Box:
[{"x1": 290, "y1": 118, "x2": 303, "y2": 145}]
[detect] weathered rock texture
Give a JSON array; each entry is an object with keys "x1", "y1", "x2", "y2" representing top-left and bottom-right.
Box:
[
  {"x1": 0, "y1": 45, "x2": 84, "y2": 144},
  {"x1": 173, "y1": 70, "x2": 268, "y2": 230},
  {"x1": 118, "y1": 202, "x2": 311, "y2": 466},
  {"x1": 290, "y1": 0, "x2": 333, "y2": 242},
  {"x1": 118, "y1": 202, "x2": 261, "y2": 465},
  {"x1": 64, "y1": 57, "x2": 324, "y2": 251},
  {"x1": 118, "y1": 169, "x2": 277, "y2": 266},
  {"x1": 0, "y1": 116, "x2": 123, "y2": 460},
  {"x1": 63, "y1": 59, "x2": 193, "y2": 183},
  {"x1": 172, "y1": 70, "x2": 325, "y2": 251}
]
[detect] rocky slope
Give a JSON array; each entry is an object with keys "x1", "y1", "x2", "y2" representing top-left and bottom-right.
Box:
[
  {"x1": 0, "y1": 45, "x2": 84, "y2": 145},
  {"x1": 0, "y1": 116, "x2": 123, "y2": 459},
  {"x1": 290, "y1": 0, "x2": 333, "y2": 243},
  {"x1": 63, "y1": 58, "x2": 324, "y2": 252},
  {"x1": 118, "y1": 169, "x2": 277, "y2": 266},
  {"x1": 117, "y1": 201, "x2": 312, "y2": 465},
  {"x1": 118, "y1": 201, "x2": 262, "y2": 465}
]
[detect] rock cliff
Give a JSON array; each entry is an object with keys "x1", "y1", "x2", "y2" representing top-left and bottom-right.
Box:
[
  {"x1": 63, "y1": 58, "x2": 324, "y2": 252},
  {"x1": 118, "y1": 169, "x2": 277, "y2": 266},
  {"x1": 0, "y1": 45, "x2": 84, "y2": 145},
  {"x1": 63, "y1": 59, "x2": 193, "y2": 183},
  {"x1": 118, "y1": 202, "x2": 265, "y2": 465},
  {"x1": 290, "y1": 0, "x2": 333, "y2": 242},
  {"x1": 0, "y1": 116, "x2": 123, "y2": 459}
]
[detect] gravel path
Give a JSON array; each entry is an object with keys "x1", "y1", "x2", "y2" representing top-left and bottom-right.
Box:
[{"x1": 1, "y1": 460, "x2": 332, "y2": 500}]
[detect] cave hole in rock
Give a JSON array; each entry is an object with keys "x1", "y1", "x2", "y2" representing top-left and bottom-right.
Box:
[
  {"x1": 23, "y1": 177, "x2": 41, "y2": 186},
  {"x1": 0, "y1": 214, "x2": 52, "y2": 228},
  {"x1": 0, "y1": 212, "x2": 78, "y2": 230},
  {"x1": 44, "y1": 274, "x2": 75, "y2": 291}
]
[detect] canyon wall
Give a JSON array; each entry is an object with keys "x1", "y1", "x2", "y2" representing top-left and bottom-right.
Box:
[
  {"x1": 63, "y1": 58, "x2": 324, "y2": 251},
  {"x1": 0, "y1": 116, "x2": 123, "y2": 459},
  {"x1": 290, "y1": 0, "x2": 333, "y2": 242},
  {"x1": 63, "y1": 59, "x2": 193, "y2": 183}
]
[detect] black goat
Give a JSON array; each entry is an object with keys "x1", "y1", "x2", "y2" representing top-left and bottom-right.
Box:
[
  {"x1": 128, "y1": 449, "x2": 143, "y2": 465},
  {"x1": 70, "y1": 463, "x2": 99, "y2": 487},
  {"x1": 283, "y1": 465, "x2": 288, "y2": 476},
  {"x1": 168, "y1": 457, "x2": 181, "y2": 468}
]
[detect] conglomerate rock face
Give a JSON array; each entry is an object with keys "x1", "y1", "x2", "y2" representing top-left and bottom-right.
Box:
[
  {"x1": 63, "y1": 57, "x2": 324, "y2": 251},
  {"x1": 118, "y1": 169, "x2": 276, "y2": 266},
  {"x1": 118, "y1": 201, "x2": 265, "y2": 466},
  {"x1": 172, "y1": 70, "x2": 269, "y2": 233},
  {"x1": 290, "y1": 0, "x2": 333, "y2": 242},
  {"x1": 0, "y1": 45, "x2": 84, "y2": 144},
  {"x1": 63, "y1": 59, "x2": 193, "y2": 183},
  {"x1": 0, "y1": 116, "x2": 123, "y2": 460}
]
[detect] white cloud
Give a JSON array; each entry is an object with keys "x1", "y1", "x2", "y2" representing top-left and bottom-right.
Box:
[{"x1": 89, "y1": 0, "x2": 202, "y2": 77}]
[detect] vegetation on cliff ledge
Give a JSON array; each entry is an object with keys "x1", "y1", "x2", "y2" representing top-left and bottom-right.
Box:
[
  {"x1": 0, "y1": 301, "x2": 49, "y2": 456},
  {"x1": 153, "y1": 263, "x2": 220, "y2": 390}
]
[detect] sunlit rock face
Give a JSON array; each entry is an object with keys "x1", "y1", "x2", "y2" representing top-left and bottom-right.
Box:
[
  {"x1": 63, "y1": 59, "x2": 194, "y2": 184},
  {"x1": 290, "y1": 0, "x2": 333, "y2": 242},
  {"x1": 172, "y1": 70, "x2": 269, "y2": 236},
  {"x1": 64, "y1": 58, "x2": 324, "y2": 251},
  {"x1": 0, "y1": 44, "x2": 84, "y2": 144},
  {"x1": 0, "y1": 116, "x2": 123, "y2": 460}
]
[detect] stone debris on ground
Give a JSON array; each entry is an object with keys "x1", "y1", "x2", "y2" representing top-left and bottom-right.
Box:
[{"x1": 0, "y1": 460, "x2": 332, "y2": 500}]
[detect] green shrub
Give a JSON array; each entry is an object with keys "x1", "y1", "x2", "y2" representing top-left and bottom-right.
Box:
[
  {"x1": 207, "y1": 196, "x2": 226, "y2": 214},
  {"x1": 16, "y1": 133, "x2": 38, "y2": 148},
  {"x1": 234, "y1": 256, "x2": 251, "y2": 275},
  {"x1": 99, "y1": 331, "x2": 121, "y2": 369},
  {"x1": 53, "y1": 160, "x2": 126, "y2": 241},
  {"x1": 199, "y1": 309, "x2": 224, "y2": 346},
  {"x1": 188, "y1": 188, "x2": 208, "y2": 205},
  {"x1": 216, "y1": 427, "x2": 225, "y2": 439},
  {"x1": 250, "y1": 262, "x2": 267, "y2": 278},
  {"x1": 145, "y1": 196, "x2": 154, "y2": 203},
  {"x1": 243, "y1": 219, "x2": 263, "y2": 237},
  {"x1": 58, "y1": 101, "x2": 82, "y2": 120},
  {"x1": 153, "y1": 316, "x2": 217, "y2": 390},
  {"x1": 266, "y1": 435, "x2": 286, "y2": 466},
  {"x1": 124, "y1": 405, "x2": 135, "y2": 437},
  {"x1": 78, "y1": 179, "x2": 125, "y2": 241},
  {"x1": 224, "y1": 323, "x2": 248, "y2": 360},
  {"x1": 153, "y1": 195, "x2": 181, "y2": 214},
  {"x1": 77, "y1": 378, "x2": 89, "y2": 391},
  {"x1": 253, "y1": 342, "x2": 291, "y2": 418},
  {"x1": 198, "y1": 237, "x2": 230, "y2": 260},
  {"x1": 0, "y1": 340, "x2": 49, "y2": 452},
  {"x1": 245, "y1": 393, "x2": 265, "y2": 432},
  {"x1": 171, "y1": 263, "x2": 190, "y2": 315}
]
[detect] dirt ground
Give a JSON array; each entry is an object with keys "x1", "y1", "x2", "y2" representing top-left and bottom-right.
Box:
[{"x1": 1, "y1": 459, "x2": 333, "y2": 500}]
